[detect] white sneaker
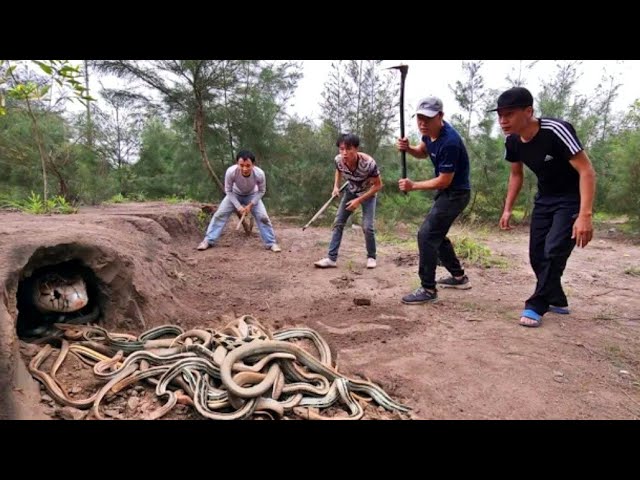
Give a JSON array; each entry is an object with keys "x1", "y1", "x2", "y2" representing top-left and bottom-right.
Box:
[
  {"x1": 314, "y1": 258, "x2": 337, "y2": 268},
  {"x1": 367, "y1": 258, "x2": 377, "y2": 269},
  {"x1": 270, "y1": 244, "x2": 282, "y2": 252},
  {"x1": 197, "y1": 240, "x2": 212, "y2": 251}
]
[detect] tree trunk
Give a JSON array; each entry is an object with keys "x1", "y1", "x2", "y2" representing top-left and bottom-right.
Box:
[
  {"x1": 48, "y1": 160, "x2": 69, "y2": 199},
  {"x1": 84, "y1": 60, "x2": 93, "y2": 148},
  {"x1": 24, "y1": 103, "x2": 49, "y2": 209},
  {"x1": 467, "y1": 190, "x2": 478, "y2": 217},
  {"x1": 193, "y1": 102, "x2": 224, "y2": 195},
  {"x1": 221, "y1": 64, "x2": 235, "y2": 166}
]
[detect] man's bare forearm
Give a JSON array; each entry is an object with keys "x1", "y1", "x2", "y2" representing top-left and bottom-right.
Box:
[
  {"x1": 578, "y1": 168, "x2": 596, "y2": 218},
  {"x1": 333, "y1": 170, "x2": 342, "y2": 190},
  {"x1": 503, "y1": 172, "x2": 523, "y2": 213},
  {"x1": 411, "y1": 177, "x2": 449, "y2": 191},
  {"x1": 358, "y1": 182, "x2": 383, "y2": 201},
  {"x1": 407, "y1": 145, "x2": 428, "y2": 159}
]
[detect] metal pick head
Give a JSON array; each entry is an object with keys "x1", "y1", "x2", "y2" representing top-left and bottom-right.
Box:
[{"x1": 387, "y1": 64, "x2": 409, "y2": 75}]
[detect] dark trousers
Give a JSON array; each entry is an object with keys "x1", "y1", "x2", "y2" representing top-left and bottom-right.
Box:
[
  {"x1": 418, "y1": 189, "x2": 470, "y2": 290},
  {"x1": 525, "y1": 194, "x2": 580, "y2": 315}
]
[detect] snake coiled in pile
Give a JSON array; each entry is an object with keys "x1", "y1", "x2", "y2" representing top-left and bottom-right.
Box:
[{"x1": 26, "y1": 315, "x2": 411, "y2": 420}]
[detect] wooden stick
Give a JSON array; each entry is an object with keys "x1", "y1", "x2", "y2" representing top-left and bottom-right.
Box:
[{"x1": 235, "y1": 211, "x2": 247, "y2": 231}]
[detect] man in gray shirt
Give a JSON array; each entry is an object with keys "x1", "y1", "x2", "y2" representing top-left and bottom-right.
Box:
[{"x1": 197, "y1": 150, "x2": 281, "y2": 252}]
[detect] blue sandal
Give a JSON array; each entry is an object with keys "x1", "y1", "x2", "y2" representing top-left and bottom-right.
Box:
[
  {"x1": 519, "y1": 309, "x2": 543, "y2": 328},
  {"x1": 549, "y1": 305, "x2": 570, "y2": 315}
]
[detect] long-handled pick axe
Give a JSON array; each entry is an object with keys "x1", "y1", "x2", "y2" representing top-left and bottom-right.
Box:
[
  {"x1": 387, "y1": 64, "x2": 409, "y2": 194},
  {"x1": 302, "y1": 182, "x2": 349, "y2": 231}
]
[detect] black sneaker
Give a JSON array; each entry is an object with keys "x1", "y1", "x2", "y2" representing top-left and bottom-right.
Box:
[
  {"x1": 437, "y1": 274, "x2": 471, "y2": 289},
  {"x1": 402, "y1": 287, "x2": 438, "y2": 304}
]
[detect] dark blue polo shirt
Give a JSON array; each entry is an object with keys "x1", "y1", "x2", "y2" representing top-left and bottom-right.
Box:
[{"x1": 422, "y1": 121, "x2": 471, "y2": 191}]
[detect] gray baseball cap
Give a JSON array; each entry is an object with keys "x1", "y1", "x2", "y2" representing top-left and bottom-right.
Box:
[{"x1": 414, "y1": 96, "x2": 443, "y2": 118}]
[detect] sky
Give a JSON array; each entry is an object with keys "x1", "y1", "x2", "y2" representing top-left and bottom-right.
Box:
[{"x1": 284, "y1": 60, "x2": 639, "y2": 134}]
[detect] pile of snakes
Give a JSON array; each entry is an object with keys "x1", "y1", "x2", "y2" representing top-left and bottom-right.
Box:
[{"x1": 27, "y1": 315, "x2": 411, "y2": 420}]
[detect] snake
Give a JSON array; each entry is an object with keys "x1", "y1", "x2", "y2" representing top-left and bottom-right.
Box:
[
  {"x1": 22, "y1": 272, "x2": 96, "y2": 337},
  {"x1": 219, "y1": 339, "x2": 410, "y2": 413},
  {"x1": 32, "y1": 272, "x2": 89, "y2": 314},
  {"x1": 27, "y1": 317, "x2": 411, "y2": 419}
]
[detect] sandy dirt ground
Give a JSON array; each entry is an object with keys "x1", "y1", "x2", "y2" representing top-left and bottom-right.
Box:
[{"x1": 1, "y1": 201, "x2": 639, "y2": 420}]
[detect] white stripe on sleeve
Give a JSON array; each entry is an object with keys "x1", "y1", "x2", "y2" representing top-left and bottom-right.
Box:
[{"x1": 541, "y1": 119, "x2": 581, "y2": 154}]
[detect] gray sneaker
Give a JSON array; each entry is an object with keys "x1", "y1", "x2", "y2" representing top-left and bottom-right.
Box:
[
  {"x1": 270, "y1": 244, "x2": 282, "y2": 253},
  {"x1": 401, "y1": 287, "x2": 438, "y2": 304},
  {"x1": 437, "y1": 274, "x2": 471, "y2": 289}
]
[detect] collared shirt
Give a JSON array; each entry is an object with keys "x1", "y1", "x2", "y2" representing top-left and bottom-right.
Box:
[
  {"x1": 422, "y1": 121, "x2": 471, "y2": 191},
  {"x1": 334, "y1": 152, "x2": 380, "y2": 195}
]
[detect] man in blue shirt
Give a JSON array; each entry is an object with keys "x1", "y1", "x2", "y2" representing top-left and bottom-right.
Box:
[{"x1": 396, "y1": 96, "x2": 472, "y2": 304}]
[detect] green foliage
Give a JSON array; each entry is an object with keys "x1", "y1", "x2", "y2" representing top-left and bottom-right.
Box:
[
  {"x1": 450, "y1": 234, "x2": 508, "y2": 269},
  {"x1": 50, "y1": 195, "x2": 77, "y2": 214},
  {"x1": 604, "y1": 105, "x2": 640, "y2": 223},
  {"x1": 164, "y1": 194, "x2": 194, "y2": 204},
  {"x1": 593, "y1": 211, "x2": 619, "y2": 223},
  {"x1": 132, "y1": 117, "x2": 194, "y2": 198},
  {"x1": 320, "y1": 60, "x2": 397, "y2": 156},
  {"x1": 196, "y1": 210, "x2": 209, "y2": 232},
  {"x1": 70, "y1": 145, "x2": 118, "y2": 205},
  {"x1": 33, "y1": 60, "x2": 93, "y2": 102},
  {"x1": 2, "y1": 192, "x2": 77, "y2": 214},
  {"x1": 128, "y1": 192, "x2": 147, "y2": 202},
  {"x1": 375, "y1": 229, "x2": 416, "y2": 249},
  {"x1": 107, "y1": 192, "x2": 147, "y2": 204},
  {"x1": 624, "y1": 266, "x2": 640, "y2": 277},
  {"x1": 8, "y1": 81, "x2": 50, "y2": 102},
  {"x1": 449, "y1": 61, "x2": 487, "y2": 138},
  {"x1": 265, "y1": 118, "x2": 337, "y2": 215},
  {"x1": 0, "y1": 60, "x2": 639, "y2": 241},
  {"x1": 376, "y1": 189, "x2": 431, "y2": 224},
  {"x1": 1, "y1": 60, "x2": 97, "y2": 210},
  {"x1": 0, "y1": 107, "x2": 128, "y2": 207},
  {"x1": 108, "y1": 193, "x2": 126, "y2": 204}
]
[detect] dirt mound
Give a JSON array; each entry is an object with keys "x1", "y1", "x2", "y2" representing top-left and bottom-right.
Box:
[{"x1": 0, "y1": 202, "x2": 205, "y2": 418}]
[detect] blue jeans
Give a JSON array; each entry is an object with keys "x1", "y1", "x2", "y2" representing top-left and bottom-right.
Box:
[
  {"x1": 327, "y1": 190, "x2": 376, "y2": 261},
  {"x1": 205, "y1": 194, "x2": 277, "y2": 247}
]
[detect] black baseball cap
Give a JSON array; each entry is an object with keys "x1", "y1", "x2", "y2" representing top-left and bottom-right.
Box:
[{"x1": 487, "y1": 87, "x2": 534, "y2": 112}]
